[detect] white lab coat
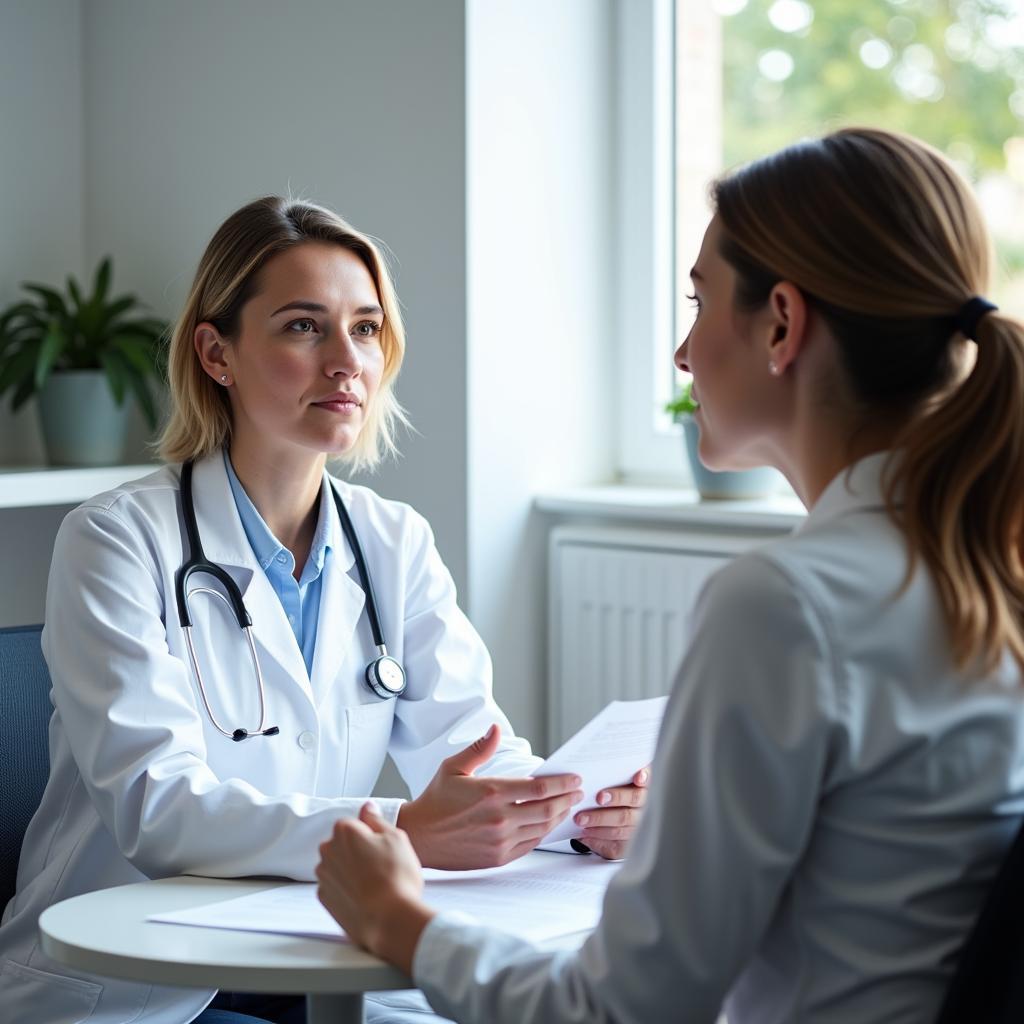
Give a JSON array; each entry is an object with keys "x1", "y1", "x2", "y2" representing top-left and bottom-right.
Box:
[
  {"x1": 412, "y1": 453, "x2": 1024, "y2": 1024},
  {"x1": 0, "y1": 453, "x2": 538, "y2": 1024}
]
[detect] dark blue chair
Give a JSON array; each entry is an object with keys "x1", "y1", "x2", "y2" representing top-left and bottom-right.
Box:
[
  {"x1": 934, "y1": 817, "x2": 1024, "y2": 1023},
  {"x1": 0, "y1": 624, "x2": 53, "y2": 915}
]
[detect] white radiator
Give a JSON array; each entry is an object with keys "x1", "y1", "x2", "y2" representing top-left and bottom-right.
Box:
[{"x1": 547, "y1": 524, "x2": 770, "y2": 749}]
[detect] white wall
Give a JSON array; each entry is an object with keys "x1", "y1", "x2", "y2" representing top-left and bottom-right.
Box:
[{"x1": 466, "y1": 0, "x2": 615, "y2": 750}]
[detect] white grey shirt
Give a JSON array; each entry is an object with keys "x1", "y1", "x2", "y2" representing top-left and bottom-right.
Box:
[{"x1": 413, "y1": 453, "x2": 1024, "y2": 1024}]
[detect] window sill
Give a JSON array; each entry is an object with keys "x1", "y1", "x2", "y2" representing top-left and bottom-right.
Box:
[
  {"x1": 534, "y1": 483, "x2": 806, "y2": 532},
  {"x1": 0, "y1": 464, "x2": 157, "y2": 510}
]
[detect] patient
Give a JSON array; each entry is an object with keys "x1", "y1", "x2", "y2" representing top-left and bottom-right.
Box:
[{"x1": 316, "y1": 126, "x2": 1024, "y2": 1023}]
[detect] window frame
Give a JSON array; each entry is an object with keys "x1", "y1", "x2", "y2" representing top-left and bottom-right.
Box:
[{"x1": 615, "y1": 0, "x2": 685, "y2": 484}]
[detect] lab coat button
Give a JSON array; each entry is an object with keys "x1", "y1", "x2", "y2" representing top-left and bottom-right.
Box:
[{"x1": 297, "y1": 730, "x2": 316, "y2": 750}]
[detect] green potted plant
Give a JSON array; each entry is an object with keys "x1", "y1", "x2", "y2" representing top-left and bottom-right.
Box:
[
  {"x1": 665, "y1": 380, "x2": 781, "y2": 499},
  {"x1": 0, "y1": 258, "x2": 167, "y2": 465}
]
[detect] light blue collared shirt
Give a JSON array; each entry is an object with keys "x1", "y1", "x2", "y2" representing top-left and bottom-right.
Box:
[{"x1": 223, "y1": 450, "x2": 332, "y2": 676}]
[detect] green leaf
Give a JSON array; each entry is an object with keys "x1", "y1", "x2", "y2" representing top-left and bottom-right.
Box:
[
  {"x1": 3, "y1": 306, "x2": 49, "y2": 334},
  {"x1": 22, "y1": 283, "x2": 68, "y2": 320},
  {"x1": 113, "y1": 316, "x2": 167, "y2": 341},
  {"x1": 34, "y1": 321, "x2": 68, "y2": 391},
  {"x1": 99, "y1": 349, "x2": 127, "y2": 405},
  {"x1": 0, "y1": 301, "x2": 41, "y2": 331},
  {"x1": 99, "y1": 295, "x2": 140, "y2": 333},
  {"x1": 0, "y1": 344, "x2": 40, "y2": 404},
  {"x1": 67, "y1": 276, "x2": 83, "y2": 311},
  {"x1": 92, "y1": 257, "x2": 112, "y2": 306},
  {"x1": 11, "y1": 372, "x2": 36, "y2": 411},
  {"x1": 111, "y1": 334, "x2": 158, "y2": 376},
  {"x1": 123, "y1": 360, "x2": 158, "y2": 428}
]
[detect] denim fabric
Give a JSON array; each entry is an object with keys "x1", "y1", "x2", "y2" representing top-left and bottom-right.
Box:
[{"x1": 194, "y1": 990, "x2": 306, "y2": 1023}]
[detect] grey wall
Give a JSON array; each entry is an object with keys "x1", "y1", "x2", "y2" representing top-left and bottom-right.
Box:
[
  {"x1": 0, "y1": 1, "x2": 83, "y2": 625},
  {"x1": 82, "y1": 0, "x2": 470, "y2": 592},
  {"x1": 0, "y1": 0, "x2": 83, "y2": 465}
]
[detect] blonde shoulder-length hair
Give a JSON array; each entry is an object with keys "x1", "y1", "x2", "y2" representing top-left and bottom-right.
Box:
[{"x1": 159, "y1": 196, "x2": 407, "y2": 471}]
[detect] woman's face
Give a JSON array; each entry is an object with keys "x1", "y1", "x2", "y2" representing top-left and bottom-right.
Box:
[
  {"x1": 208, "y1": 242, "x2": 386, "y2": 462},
  {"x1": 674, "y1": 216, "x2": 777, "y2": 471}
]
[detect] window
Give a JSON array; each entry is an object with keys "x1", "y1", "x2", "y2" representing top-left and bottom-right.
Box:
[{"x1": 617, "y1": 0, "x2": 1024, "y2": 482}]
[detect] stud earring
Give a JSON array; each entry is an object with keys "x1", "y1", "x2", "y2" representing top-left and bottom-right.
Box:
[
  {"x1": 220, "y1": 374, "x2": 229, "y2": 384},
  {"x1": 768, "y1": 361, "x2": 781, "y2": 376}
]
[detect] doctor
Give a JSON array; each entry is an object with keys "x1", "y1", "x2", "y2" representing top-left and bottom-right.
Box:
[
  {"x1": 316, "y1": 128, "x2": 1024, "y2": 1023},
  {"x1": 0, "y1": 196, "x2": 647, "y2": 1024}
]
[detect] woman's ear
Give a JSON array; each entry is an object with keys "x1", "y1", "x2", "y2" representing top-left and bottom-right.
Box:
[
  {"x1": 764, "y1": 282, "x2": 808, "y2": 376},
  {"x1": 194, "y1": 323, "x2": 232, "y2": 386}
]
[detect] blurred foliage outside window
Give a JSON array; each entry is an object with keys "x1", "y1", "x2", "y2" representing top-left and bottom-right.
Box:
[{"x1": 675, "y1": 0, "x2": 1024, "y2": 338}]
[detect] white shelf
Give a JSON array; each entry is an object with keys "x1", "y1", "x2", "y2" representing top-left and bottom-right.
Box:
[
  {"x1": 0, "y1": 464, "x2": 157, "y2": 510},
  {"x1": 535, "y1": 483, "x2": 807, "y2": 532}
]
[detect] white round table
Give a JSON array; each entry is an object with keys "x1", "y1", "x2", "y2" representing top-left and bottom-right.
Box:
[{"x1": 39, "y1": 874, "x2": 412, "y2": 1024}]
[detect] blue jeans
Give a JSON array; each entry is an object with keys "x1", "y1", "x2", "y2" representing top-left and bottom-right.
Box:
[{"x1": 193, "y1": 991, "x2": 306, "y2": 1023}]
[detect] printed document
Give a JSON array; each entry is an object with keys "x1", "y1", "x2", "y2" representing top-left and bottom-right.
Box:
[
  {"x1": 537, "y1": 695, "x2": 668, "y2": 845},
  {"x1": 148, "y1": 850, "x2": 619, "y2": 944}
]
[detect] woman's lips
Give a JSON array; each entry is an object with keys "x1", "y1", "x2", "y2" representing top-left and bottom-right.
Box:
[{"x1": 314, "y1": 397, "x2": 361, "y2": 414}]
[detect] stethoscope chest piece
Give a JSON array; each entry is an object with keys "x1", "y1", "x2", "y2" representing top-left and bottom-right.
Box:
[{"x1": 366, "y1": 654, "x2": 406, "y2": 699}]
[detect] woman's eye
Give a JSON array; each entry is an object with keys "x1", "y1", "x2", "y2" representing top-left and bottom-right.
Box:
[
  {"x1": 353, "y1": 321, "x2": 383, "y2": 338},
  {"x1": 287, "y1": 318, "x2": 318, "y2": 335}
]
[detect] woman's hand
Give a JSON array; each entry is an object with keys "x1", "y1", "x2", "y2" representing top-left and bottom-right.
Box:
[
  {"x1": 397, "y1": 724, "x2": 584, "y2": 869},
  {"x1": 317, "y1": 803, "x2": 433, "y2": 974},
  {"x1": 573, "y1": 766, "x2": 651, "y2": 860}
]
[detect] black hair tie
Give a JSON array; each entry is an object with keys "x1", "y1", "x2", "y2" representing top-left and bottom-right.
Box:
[{"x1": 956, "y1": 296, "x2": 998, "y2": 340}]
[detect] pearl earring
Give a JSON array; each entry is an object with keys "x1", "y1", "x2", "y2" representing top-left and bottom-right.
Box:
[
  {"x1": 220, "y1": 374, "x2": 228, "y2": 384},
  {"x1": 768, "y1": 361, "x2": 781, "y2": 376}
]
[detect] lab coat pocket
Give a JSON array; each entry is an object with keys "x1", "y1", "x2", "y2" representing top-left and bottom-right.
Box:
[
  {"x1": 1, "y1": 958, "x2": 102, "y2": 1023},
  {"x1": 344, "y1": 700, "x2": 395, "y2": 795}
]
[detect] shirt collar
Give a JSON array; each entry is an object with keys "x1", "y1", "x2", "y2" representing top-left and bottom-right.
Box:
[
  {"x1": 801, "y1": 450, "x2": 894, "y2": 531},
  {"x1": 222, "y1": 449, "x2": 333, "y2": 577}
]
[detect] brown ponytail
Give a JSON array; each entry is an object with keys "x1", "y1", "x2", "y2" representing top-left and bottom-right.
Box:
[
  {"x1": 893, "y1": 311, "x2": 1024, "y2": 671},
  {"x1": 713, "y1": 127, "x2": 1024, "y2": 673}
]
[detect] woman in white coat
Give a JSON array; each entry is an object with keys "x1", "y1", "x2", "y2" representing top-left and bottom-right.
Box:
[
  {"x1": 316, "y1": 128, "x2": 1024, "y2": 1023},
  {"x1": 0, "y1": 197, "x2": 648, "y2": 1024}
]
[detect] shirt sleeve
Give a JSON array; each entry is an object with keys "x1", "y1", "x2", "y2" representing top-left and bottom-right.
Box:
[
  {"x1": 387, "y1": 510, "x2": 541, "y2": 793},
  {"x1": 412, "y1": 553, "x2": 842, "y2": 1023},
  {"x1": 42, "y1": 503, "x2": 404, "y2": 882}
]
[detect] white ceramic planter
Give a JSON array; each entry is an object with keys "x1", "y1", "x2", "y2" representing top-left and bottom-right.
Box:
[
  {"x1": 38, "y1": 369, "x2": 128, "y2": 466},
  {"x1": 681, "y1": 416, "x2": 781, "y2": 500}
]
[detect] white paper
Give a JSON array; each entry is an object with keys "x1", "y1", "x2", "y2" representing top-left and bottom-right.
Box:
[
  {"x1": 148, "y1": 851, "x2": 619, "y2": 945},
  {"x1": 536, "y1": 696, "x2": 668, "y2": 845}
]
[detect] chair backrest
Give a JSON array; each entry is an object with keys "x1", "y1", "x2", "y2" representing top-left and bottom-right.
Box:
[
  {"x1": 0, "y1": 624, "x2": 53, "y2": 915},
  {"x1": 935, "y1": 817, "x2": 1024, "y2": 1023}
]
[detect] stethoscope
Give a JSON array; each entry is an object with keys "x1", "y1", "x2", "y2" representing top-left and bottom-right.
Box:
[{"x1": 174, "y1": 460, "x2": 407, "y2": 741}]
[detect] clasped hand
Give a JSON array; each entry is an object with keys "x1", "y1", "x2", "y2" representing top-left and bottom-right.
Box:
[{"x1": 395, "y1": 724, "x2": 651, "y2": 868}]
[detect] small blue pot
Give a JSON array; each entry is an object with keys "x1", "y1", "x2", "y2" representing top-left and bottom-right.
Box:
[
  {"x1": 38, "y1": 369, "x2": 128, "y2": 466},
  {"x1": 681, "y1": 416, "x2": 781, "y2": 500}
]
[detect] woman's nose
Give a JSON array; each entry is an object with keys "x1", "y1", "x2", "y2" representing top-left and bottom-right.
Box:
[
  {"x1": 326, "y1": 332, "x2": 362, "y2": 378},
  {"x1": 674, "y1": 335, "x2": 690, "y2": 373}
]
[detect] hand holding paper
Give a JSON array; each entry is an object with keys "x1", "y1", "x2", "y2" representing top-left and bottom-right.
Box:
[{"x1": 536, "y1": 696, "x2": 668, "y2": 847}]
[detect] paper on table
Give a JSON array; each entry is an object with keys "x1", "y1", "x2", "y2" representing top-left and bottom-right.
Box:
[
  {"x1": 537, "y1": 696, "x2": 668, "y2": 845},
  {"x1": 148, "y1": 851, "x2": 620, "y2": 945}
]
